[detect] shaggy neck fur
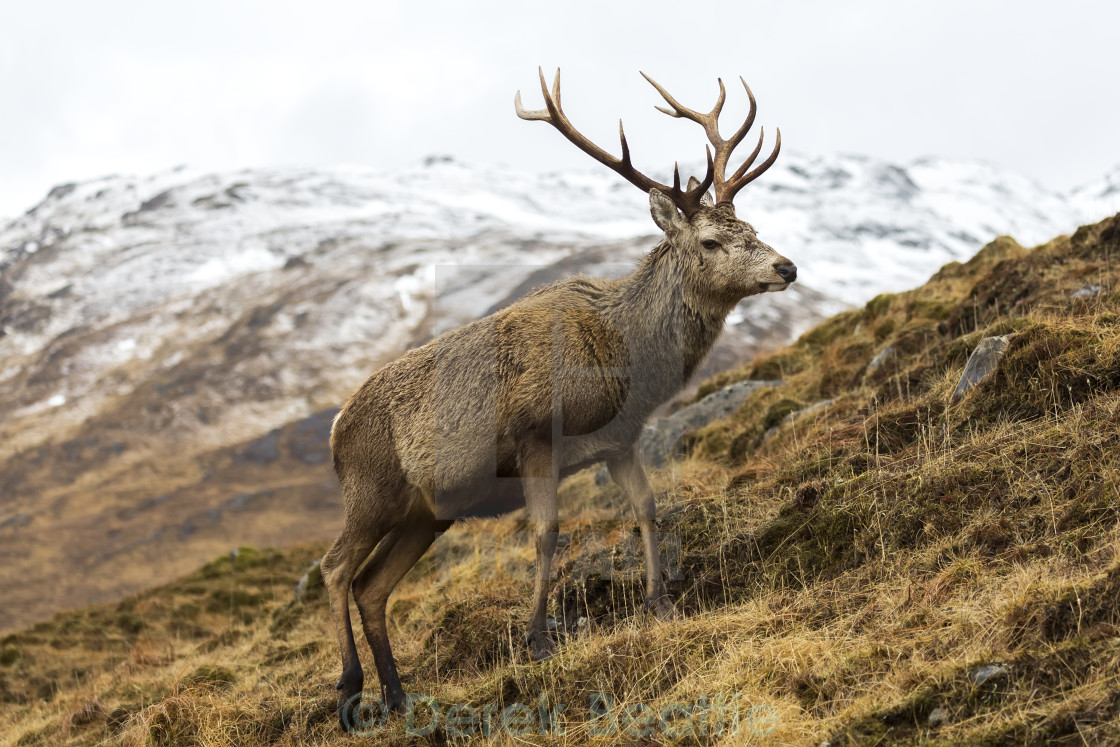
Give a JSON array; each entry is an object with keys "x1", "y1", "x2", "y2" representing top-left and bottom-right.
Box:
[{"x1": 605, "y1": 238, "x2": 732, "y2": 406}]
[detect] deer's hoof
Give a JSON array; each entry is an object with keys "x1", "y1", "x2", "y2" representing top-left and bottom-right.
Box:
[
  {"x1": 384, "y1": 695, "x2": 406, "y2": 715},
  {"x1": 525, "y1": 631, "x2": 558, "y2": 661},
  {"x1": 337, "y1": 691, "x2": 363, "y2": 732},
  {"x1": 335, "y1": 667, "x2": 365, "y2": 731}
]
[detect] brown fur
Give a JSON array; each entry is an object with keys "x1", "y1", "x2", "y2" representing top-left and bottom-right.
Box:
[{"x1": 321, "y1": 183, "x2": 796, "y2": 726}]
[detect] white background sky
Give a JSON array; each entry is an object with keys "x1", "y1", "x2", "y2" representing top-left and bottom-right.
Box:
[{"x1": 1, "y1": 0, "x2": 1117, "y2": 220}]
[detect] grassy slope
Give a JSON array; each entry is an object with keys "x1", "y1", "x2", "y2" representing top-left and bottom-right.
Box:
[
  {"x1": 0, "y1": 399, "x2": 343, "y2": 633},
  {"x1": 2, "y1": 214, "x2": 1119, "y2": 746}
]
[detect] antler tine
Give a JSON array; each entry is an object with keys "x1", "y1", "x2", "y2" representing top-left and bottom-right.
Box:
[
  {"x1": 722, "y1": 77, "x2": 758, "y2": 154},
  {"x1": 618, "y1": 120, "x2": 633, "y2": 167},
  {"x1": 514, "y1": 68, "x2": 714, "y2": 217},
  {"x1": 538, "y1": 66, "x2": 560, "y2": 117},
  {"x1": 638, "y1": 72, "x2": 779, "y2": 204},
  {"x1": 513, "y1": 92, "x2": 548, "y2": 121},
  {"x1": 641, "y1": 72, "x2": 721, "y2": 139},
  {"x1": 712, "y1": 78, "x2": 727, "y2": 120},
  {"x1": 550, "y1": 67, "x2": 561, "y2": 109},
  {"x1": 642, "y1": 72, "x2": 696, "y2": 119},
  {"x1": 725, "y1": 128, "x2": 782, "y2": 203},
  {"x1": 741, "y1": 128, "x2": 782, "y2": 184},
  {"x1": 728, "y1": 127, "x2": 767, "y2": 184},
  {"x1": 514, "y1": 67, "x2": 554, "y2": 121}
]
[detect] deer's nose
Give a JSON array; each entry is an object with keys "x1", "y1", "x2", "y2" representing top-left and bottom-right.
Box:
[{"x1": 774, "y1": 263, "x2": 797, "y2": 283}]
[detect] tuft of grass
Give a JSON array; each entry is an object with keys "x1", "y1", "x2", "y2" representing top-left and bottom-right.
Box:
[{"x1": 180, "y1": 665, "x2": 237, "y2": 690}]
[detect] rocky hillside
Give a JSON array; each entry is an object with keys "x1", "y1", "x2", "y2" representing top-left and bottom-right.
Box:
[
  {"x1": 0, "y1": 153, "x2": 1116, "y2": 633},
  {"x1": 0, "y1": 212, "x2": 1116, "y2": 745}
]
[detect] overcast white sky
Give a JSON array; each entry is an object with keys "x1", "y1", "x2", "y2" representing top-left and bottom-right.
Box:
[{"x1": 1, "y1": 0, "x2": 1117, "y2": 220}]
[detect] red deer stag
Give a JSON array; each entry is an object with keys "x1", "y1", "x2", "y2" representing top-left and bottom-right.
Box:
[{"x1": 323, "y1": 68, "x2": 795, "y2": 727}]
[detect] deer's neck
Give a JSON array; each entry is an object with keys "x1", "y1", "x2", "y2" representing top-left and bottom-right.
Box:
[{"x1": 607, "y1": 240, "x2": 729, "y2": 405}]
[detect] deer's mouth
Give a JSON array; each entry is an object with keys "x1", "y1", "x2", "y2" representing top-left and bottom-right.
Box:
[{"x1": 764, "y1": 282, "x2": 791, "y2": 292}]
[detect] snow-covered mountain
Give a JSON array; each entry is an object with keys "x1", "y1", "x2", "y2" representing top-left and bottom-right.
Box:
[
  {"x1": 0, "y1": 152, "x2": 1111, "y2": 455},
  {"x1": 0, "y1": 151, "x2": 1115, "y2": 630},
  {"x1": 1068, "y1": 164, "x2": 1120, "y2": 221}
]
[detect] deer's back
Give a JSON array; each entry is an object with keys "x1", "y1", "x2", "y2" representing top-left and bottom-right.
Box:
[{"x1": 330, "y1": 277, "x2": 647, "y2": 513}]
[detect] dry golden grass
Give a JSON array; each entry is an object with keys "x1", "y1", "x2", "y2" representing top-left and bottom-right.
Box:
[{"x1": 2, "y1": 214, "x2": 1118, "y2": 745}]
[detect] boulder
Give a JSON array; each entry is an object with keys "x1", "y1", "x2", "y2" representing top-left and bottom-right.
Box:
[
  {"x1": 865, "y1": 345, "x2": 897, "y2": 375},
  {"x1": 640, "y1": 380, "x2": 781, "y2": 468},
  {"x1": 1070, "y1": 284, "x2": 1102, "y2": 299},
  {"x1": 969, "y1": 664, "x2": 1008, "y2": 687},
  {"x1": 951, "y1": 335, "x2": 1013, "y2": 404},
  {"x1": 294, "y1": 558, "x2": 323, "y2": 602}
]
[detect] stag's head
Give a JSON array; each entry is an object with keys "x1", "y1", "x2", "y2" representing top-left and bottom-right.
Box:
[{"x1": 516, "y1": 69, "x2": 796, "y2": 309}]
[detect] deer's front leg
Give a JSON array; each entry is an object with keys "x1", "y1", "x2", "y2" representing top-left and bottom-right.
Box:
[
  {"x1": 521, "y1": 445, "x2": 559, "y2": 661},
  {"x1": 607, "y1": 443, "x2": 679, "y2": 620}
]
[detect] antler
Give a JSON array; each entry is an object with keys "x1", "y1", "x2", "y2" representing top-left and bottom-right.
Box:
[
  {"x1": 640, "y1": 73, "x2": 781, "y2": 205},
  {"x1": 515, "y1": 68, "x2": 715, "y2": 218}
]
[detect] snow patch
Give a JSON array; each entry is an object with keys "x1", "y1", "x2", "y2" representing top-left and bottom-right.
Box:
[
  {"x1": 393, "y1": 267, "x2": 431, "y2": 314},
  {"x1": 185, "y1": 246, "x2": 284, "y2": 285}
]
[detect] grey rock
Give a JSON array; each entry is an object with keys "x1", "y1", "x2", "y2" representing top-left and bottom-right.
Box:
[
  {"x1": 927, "y1": 706, "x2": 949, "y2": 727},
  {"x1": 951, "y1": 335, "x2": 1014, "y2": 404},
  {"x1": 866, "y1": 345, "x2": 897, "y2": 374},
  {"x1": 639, "y1": 380, "x2": 781, "y2": 467},
  {"x1": 1071, "y1": 284, "x2": 1102, "y2": 299},
  {"x1": 46, "y1": 182, "x2": 77, "y2": 201},
  {"x1": 969, "y1": 664, "x2": 1008, "y2": 687},
  {"x1": 294, "y1": 558, "x2": 323, "y2": 601}
]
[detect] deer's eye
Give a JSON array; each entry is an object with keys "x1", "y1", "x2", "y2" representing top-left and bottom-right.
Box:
[{"x1": 701, "y1": 239, "x2": 721, "y2": 251}]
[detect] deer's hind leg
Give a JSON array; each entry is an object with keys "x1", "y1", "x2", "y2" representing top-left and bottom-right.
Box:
[
  {"x1": 351, "y1": 496, "x2": 450, "y2": 712},
  {"x1": 320, "y1": 480, "x2": 402, "y2": 730}
]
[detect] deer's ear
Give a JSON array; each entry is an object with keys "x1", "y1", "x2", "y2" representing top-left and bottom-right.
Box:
[
  {"x1": 687, "y1": 176, "x2": 715, "y2": 207},
  {"x1": 650, "y1": 189, "x2": 684, "y2": 235}
]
